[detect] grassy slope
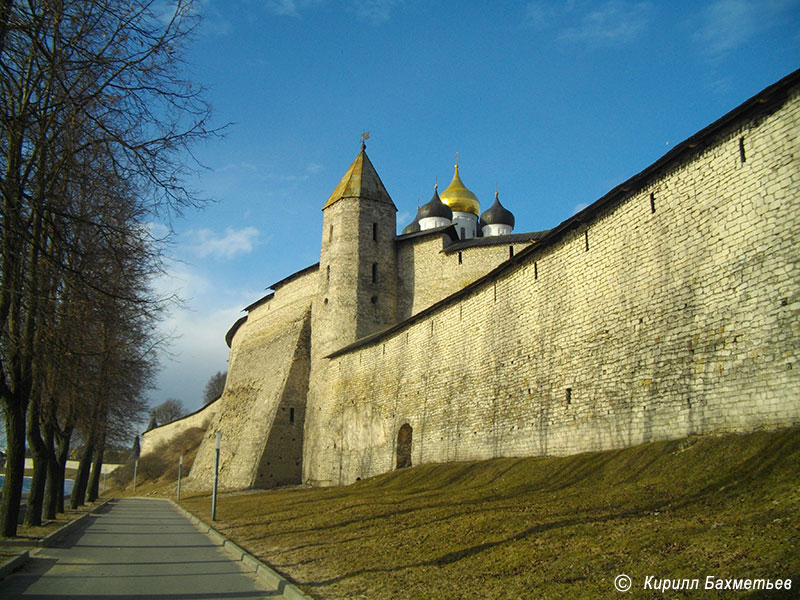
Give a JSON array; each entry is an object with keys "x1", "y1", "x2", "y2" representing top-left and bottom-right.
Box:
[
  {"x1": 107, "y1": 427, "x2": 205, "y2": 497},
  {"x1": 179, "y1": 427, "x2": 800, "y2": 599}
]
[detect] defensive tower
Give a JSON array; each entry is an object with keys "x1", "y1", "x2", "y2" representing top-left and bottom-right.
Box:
[{"x1": 311, "y1": 141, "x2": 398, "y2": 360}]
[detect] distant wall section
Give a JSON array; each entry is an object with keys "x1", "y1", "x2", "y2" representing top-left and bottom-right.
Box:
[
  {"x1": 396, "y1": 232, "x2": 537, "y2": 319},
  {"x1": 140, "y1": 400, "x2": 220, "y2": 457}
]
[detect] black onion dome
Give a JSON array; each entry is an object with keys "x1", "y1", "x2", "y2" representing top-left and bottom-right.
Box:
[
  {"x1": 417, "y1": 186, "x2": 453, "y2": 220},
  {"x1": 480, "y1": 192, "x2": 515, "y2": 228},
  {"x1": 402, "y1": 209, "x2": 422, "y2": 235}
]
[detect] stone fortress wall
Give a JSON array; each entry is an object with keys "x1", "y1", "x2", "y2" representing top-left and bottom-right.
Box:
[
  {"x1": 396, "y1": 231, "x2": 542, "y2": 319},
  {"x1": 188, "y1": 197, "x2": 543, "y2": 489},
  {"x1": 184, "y1": 71, "x2": 800, "y2": 492},
  {"x1": 187, "y1": 266, "x2": 318, "y2": 489},
  {"x1": 140, "y1": 399, "x2": 220, "y2": 457},
  {"x1": 302, "y1": 77, "x2": 800, "y2": 486}
]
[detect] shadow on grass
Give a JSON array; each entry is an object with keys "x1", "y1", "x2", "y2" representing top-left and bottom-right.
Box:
[{"x1": 185, "y1": 428, "x2": 800, "y2": 598}]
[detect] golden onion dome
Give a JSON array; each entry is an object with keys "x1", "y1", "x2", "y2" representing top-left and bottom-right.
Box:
[{"x1": 440, "y1": 164, "x2": 480, "y2": 215}]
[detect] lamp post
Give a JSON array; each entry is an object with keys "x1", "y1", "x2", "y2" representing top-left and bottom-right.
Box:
[
  {"x1": 132, "y1": 434, "x2": 140, "y2": 493},
  {"x1": 177, "y1": 455, "x2": 183, "y2": 501},
  {"x1": 211, "y1": 431, "x2": 221, "y2": 521}
]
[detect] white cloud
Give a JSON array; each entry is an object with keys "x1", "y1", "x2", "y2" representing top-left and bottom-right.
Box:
[
  {"x1": 201, "y1": 9, "x2": 232, "y2": 36},
  {"x1": 152, "y1": 301, "x2": 242, "y2": 409},
  {"x1": 266, "y1": 0, "x2": 324, "y2": 17},
  {"x1": 217, "y1": 161, "x2": 262, "y2": 174},
  {"x1": 153, "y1": 268, "x2": 213, "y2": 300},
  {"x1": 150, "y1": 261, "x2": 265, "y2": 409},
  {"x1": 349, "y1": 0, "x2": 401, "y2": 25},
  {"x1": 559, "y1": 1, "x2": 651, "y2": 46},
  {"x1": 145, "y1": 221, "x2": 171, "y2": 241},
  {"x1": 306, "y1": 162, "x2": 324, "y2": 175},
  {"x1": 185, "y1": 226, "x2": 260, "y2": 259},
  {"x1": 693, "y1": 0, "x2": 798, "y2": 59},
  {"x1": 525, "y1": 1, "x2": 565, "y2": 29},
  {"x1": 214, "y1": 161, "x2": 323, "y2": 183},
  {"x1": 525, "y1": 1, "x2": 652, "y2": 47},
  {"x1": 266, "y1": 0, "x2": 403, "y2": 24}
]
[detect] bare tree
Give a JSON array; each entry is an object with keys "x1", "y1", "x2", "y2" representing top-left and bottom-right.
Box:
[
  {"x1": 203, "y1": 371, "x2": 227, "y2": 405},
  {"x1": 1, "y1": 0, "x2": 217, "y2": 535},
  {"x1": 150, "y1": 399, "x2": 186, "y2": 427}
]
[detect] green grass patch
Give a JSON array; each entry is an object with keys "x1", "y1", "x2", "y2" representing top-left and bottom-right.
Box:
[{"x1": 179, "y1": 428, "x2": 800, "y2": 599}]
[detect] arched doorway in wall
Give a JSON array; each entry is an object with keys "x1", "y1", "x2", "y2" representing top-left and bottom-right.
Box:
[{"x1": 396, "y1": 424, "x2": 412, "y2": 469}]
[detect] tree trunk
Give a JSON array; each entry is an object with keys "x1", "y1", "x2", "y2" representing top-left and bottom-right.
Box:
[
  {"x1": 87, "y1": 437, "x2": 105, "y2": 503},
  {"x1": 0, "y1": 402, "x2": 26, "y2": 537},
  {"x1": 70, "y1": 435, "x2": 95, "y2": 509},
  {"x1": 24, "y1": 396, "x2": 47, "y2": 526},
  {"x1": 54, "y1": 424, "x2": 73, "y2": 513},
  {"x1": 42, "y1": 419, "x2": 60, "y2": 520}
]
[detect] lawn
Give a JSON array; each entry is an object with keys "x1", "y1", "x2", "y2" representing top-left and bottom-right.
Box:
[{"x1": 178, "y1": 427, "x2": 800, "y2": 599}]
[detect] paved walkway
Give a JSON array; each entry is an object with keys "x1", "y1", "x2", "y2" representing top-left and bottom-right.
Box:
[{"x1": 0, "y1": 498, "x2": 281, "y2": 599}]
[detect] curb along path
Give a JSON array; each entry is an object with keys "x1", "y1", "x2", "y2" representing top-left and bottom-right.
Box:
[
  {"x1": 0, "y1": 497, "x2": 307, "y2": 599},
  {"x1": 0, "y1": 499, "x2": 113, "y2": 580},
  {"x1": 170, "y1": 500, "x2": 312, "y2": 600}
]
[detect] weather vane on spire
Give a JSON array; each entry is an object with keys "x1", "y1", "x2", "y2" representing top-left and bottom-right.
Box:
[{"x1": 361, "y1": 130, "x2": 370, "y2": 149}]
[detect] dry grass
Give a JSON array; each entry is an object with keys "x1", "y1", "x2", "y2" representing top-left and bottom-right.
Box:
[
  {"x1": 177, "y1": 427, "x2": 800, "y2": 600},
  {"x1": 107, "y1": 427, "x2": 206, "y2": 498}
]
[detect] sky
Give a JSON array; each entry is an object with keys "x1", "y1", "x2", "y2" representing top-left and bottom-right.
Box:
[{"x1": 150, "y1": 0, "x2": 800, "y2": 414}]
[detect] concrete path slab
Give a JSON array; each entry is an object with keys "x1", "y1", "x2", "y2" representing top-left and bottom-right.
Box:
[{"x1": 0, "y1": 498, "x2": 279, "y2": 599}]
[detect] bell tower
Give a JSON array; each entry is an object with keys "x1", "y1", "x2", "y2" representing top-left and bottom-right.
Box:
[{"x1": 311, "y1": 140, "x2": 398, "y2": 360}]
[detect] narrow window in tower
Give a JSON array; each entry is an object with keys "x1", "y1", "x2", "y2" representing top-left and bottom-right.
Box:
[
  {"x1": 739, "y1": 137, "x2": 746, "y2": 163},
  {"x1": 458, "y1": 252, "x2": 463, "y2": 265},
  {"x1": 290, "y1": 407, "x2": 295, "y2": 424},
  {"x1": 372, "y1": 222, "x2": 377, "y2": 241},
  {"x1": 509, "y1": 246, "x2": 514, "y2": 259},
  {"x1": 584, "y1": 230, "x2": 589, "y2": 252},
  {"x1": 460, "y1": 227, "x2": 466, "y2": 239},
  {"x1": 329, "y1": 224, "x2": 333, "y2": 242},
  {"x1": 650, "y1": 192, "x2": 656, "y2": 214},
  {"x1": 372, "y1": 263, "x2": 377, "y2": 283},
  {"x1": 326, "y1": 264, "x2": 330, "y2": 283},
  {"x1": 566, "y1": 388, "x2": 572, "y2": 406},
  {"x1": 534, "y1": 261, "x2": 538, "y2": 280}
]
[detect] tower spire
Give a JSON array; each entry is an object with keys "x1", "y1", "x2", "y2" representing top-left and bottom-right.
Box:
[{"x1": 324, "y1": 140, "x2": 394, "y2": 210}]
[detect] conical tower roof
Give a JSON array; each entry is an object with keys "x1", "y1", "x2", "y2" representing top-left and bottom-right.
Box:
[{"x1": 323, "y1": 143, "x2": 395, "y2": 210}]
